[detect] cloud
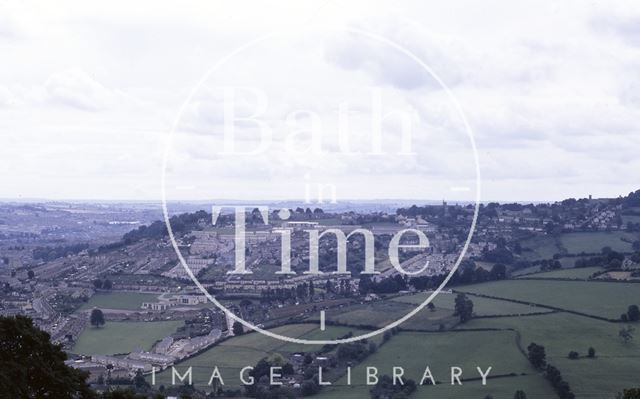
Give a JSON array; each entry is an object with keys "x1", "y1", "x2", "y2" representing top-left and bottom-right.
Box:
[
  {"x1": 0, "y1": 86, "x2": 14, "y2": 107},
  {"x1": 0, "y1": 0, "x2": 639, "y2": 201},
  {"x1": 592, "y1": 15, "x2": 640, "y2": 47},
  {"x1": 44, "y1": 68, "x2": 128, "y2": 111},
  {"x1": 324, "y1": 25, "x2": 461, "y2": 91}
]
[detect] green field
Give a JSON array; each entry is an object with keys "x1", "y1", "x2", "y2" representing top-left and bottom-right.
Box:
[
  {"x1": 519, "y1": 235, "x2": 561, "y2": 260},
  {"x1": 511, "y1": 257, "x2": 591, "y2": 277},
  {"x1": 152, "y1": 324, "x2": 373, "y2": 389},
  {"x1": 559, "y1": 231, "x2": 636, "y2": 254},
  {"x1": 72, "y1": 320, "x2": 182, "y2": 355},
  {"x1": 392, "y1": 291, "x2": 546, "y2": 316},
  {"x1": 516, "y1": 266, "x2": 603, "y2": 280},
  {"x1": 79, "y1": 292, "x2": 160, "y2": 311},
  {"x1": 310, "y1": 300, "x2": 458, "y2": 331},
  {"x1": 312, "y1": 292, "x2": 548, "y2": 331},
  {"x1": 622, "y1": 214, "x2": 640, "y2": 224},
  {"x1": 464, "y1": 313, "x2": 640, "y2": 398},
  {"x1": 316, "y1": 330, "x2": 555, "y2": 399},
  {"x1": 458, "y1": 279, "x2": 640, "y2": 319},
  {"x1": 276, "y1": 325, "x2": 383, "y2": 353}
]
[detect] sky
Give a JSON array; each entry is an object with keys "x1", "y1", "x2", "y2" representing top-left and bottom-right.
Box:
[{"x1": 0, "y1": 0, "x2": 639, "y2": 202}]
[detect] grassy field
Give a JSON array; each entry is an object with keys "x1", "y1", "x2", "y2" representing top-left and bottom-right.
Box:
[
  {"x1": 318, "y1": 374, "x2": 556, "y2": 399},
  {"x1": 392, "y1": 291, "x2": 546, "y2": 316},
  {"x1": 464, "y1": 312, "x2": 640, "y2": 398},
  {"x1": 316, "y1": 330, "x2": 555, "y2": 399},
  {"x1": 152, "y1": 324, "x2": 375, "y2": 389},
  {"x1": 72, "y1": 320, "x2": 182, "y2": 355},
  {"x1": 622, "y1": 214, "x2": 640, "y2": 224},
  {"x1": 511, "y1": 257, "x2": 591, "y2": 277},
  {"x1": 458, "y1": 279, "x2": 640, "y2": 319},
  {"x1": 558, "y1": 256, "x2": 589, "y2": 268},
  {"x1": 311, "y1": 291, "x2": 550, "y2": 331},
  {"x1": 79, "y1": 292, "x2": 159, "y2": 311},
  {"x1": 516, "y1": 266, "x2": 603, "y2": 279},
  {"x1": 519, "y1": 235, "x2": 561, "y2": 260},
  {"x1": 309, "y1": 300, "x2": 459, "y2": 331},
  {"x1": 559, "y1": 231, "x2": 636, "y2": 254}
]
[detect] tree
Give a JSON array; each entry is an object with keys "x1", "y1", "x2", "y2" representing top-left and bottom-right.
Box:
[
  {"x1": 527, "y1": 342, "x2": 547, "y2": 369},
  {"x1": 427, "y1": 302, "x2": 436, "y2": 312},
  {"x1": 514, "y1": 391, "x2": 527, "y2": 399},
  {"x1": 93, "y1": 279, "x2": 103, "y2": 289},
  {"x1": 309, "y1": 280, "x2": 315, "y2": 298},
  {"x1": 490, "y1": 263, "x2": 507, "y2": 280},
  {"x1": 568, "y1": 351, "x2": 579, "y2": 360},
  {"x1": 587, "y1": 347, "x2": 595, "y2": 358},
  {"x1": 27, "y1": 270, "x2": 35, "y2": 279},
  {"x1": 302, "y1": 380, "x2": 320, "y2": 396},
  {"x1": 619, "y1": 388, "x2": 640, "y2": 399},
  {"x1": 0, "y1": 315, "x2": 95, "y2": 398},
  {"x1": 454, "y1": 293, "x2": 474, "y2": 323},
  {"x1": 627, "y1": 305, "x2": 640, "y2": 322},
  {"x1": 90, "y1": 309, "x2": 105, "y2": 328},
  {"x1": 102, "y1": 279, "x2": 113, "y2": 290},
  {"x1": 232, "y1": 321, "x2": 243, "y2": 336},
  {"x1": 133, "y1": 369, "x2": 149, "y2": 389},
  {"x1": 619, "y1": 326, "x2": 635, "y2": 343}
]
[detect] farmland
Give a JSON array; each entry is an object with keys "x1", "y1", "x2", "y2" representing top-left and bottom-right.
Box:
[
  {"x1": 79, "y1": 292, "x2": 159, "y2": 311},
  {"x1": 516, "y1": 266, "x2": 603, "y2": 280},
  {"x1": 316, "y1": 329, "x2": 555, "y2": 399},
  {"x1": 517, "y1": 231, "x2": 638, "y2": 261},
  {"x1": 72, "y1": 320, "x2": 182, "y2": 355},
  {"x1": 559, "y1": 231, "x2": 636, "y2": 254},
  {"x1": 519, "y1": 235, "x2": 561, "y2": 260},
  {"x1": 308, "y1": 300, "x2": 458, "y2": 331},
  {"x1": 464, "y1": 312, "x2": 640, "y2": 397},
  {"x1": 392, "y1": 291, "x2": 546, "y2": 316},
  {"x1": 457, "y1": 279, "x2": 640, "y2": 319},
  {"x1": 151, "y1": 324, "x2": 373, "y2": 389}
]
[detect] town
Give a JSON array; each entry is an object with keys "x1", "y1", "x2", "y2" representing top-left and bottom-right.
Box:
[{"x1": 1, "y1": 189, "x2": 640, "y2": 398}]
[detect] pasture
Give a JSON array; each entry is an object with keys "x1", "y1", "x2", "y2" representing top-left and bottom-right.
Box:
[
  {"x1": 464, "y1": 312, "x2": 640, "y2": 398},
  {"x1": 151, "y1": 324, "x2": 372, "y2": 389},
  {"x1": 309, "y1": 300, "x2": 458, "y2": 331},
  {"x1": 516, "y1": 266, "x2": 603, "y2": 279},
  {"x1": 392, "y1": 291, "x2": 545, "y2": 316},
  {"x1": 79, "y1": 292, "x2": 159, "y2": 311},
  {"x1": 457, "y1": 279, "x2": 640, "y2": 319},
  {"x1": 518, "y1": 235, "x2": 561, "y2": 260},
  {"x1": 72, "y1": 320, "x2": 182, "y2": 355},
  {"x1": 559, "y1": 231, "x2": 636, "y2": 254},
  {"x1": 316, "y1": 330, "x2": 555, "y2": 399}
]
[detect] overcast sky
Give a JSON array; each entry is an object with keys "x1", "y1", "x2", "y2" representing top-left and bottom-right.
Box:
[{"x1": 1, "y1": 0, "x2": 639, "y2": 202}]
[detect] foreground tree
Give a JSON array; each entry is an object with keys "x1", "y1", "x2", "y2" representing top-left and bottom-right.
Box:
[
  {"x1": 90, "y1": 308, "x2": 105, "y2": 328},
  {"x1": 0, "y1": 315, "x2": 95, "y2": 398}
]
